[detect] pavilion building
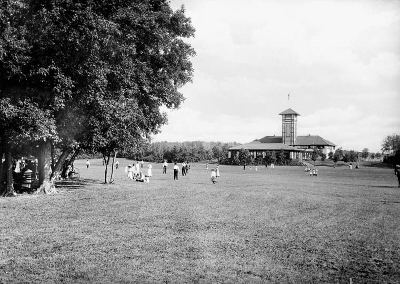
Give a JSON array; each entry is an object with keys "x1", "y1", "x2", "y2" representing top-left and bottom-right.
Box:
[{"x1": 228, "y1": 108, "x2": 336, "y2": 161}]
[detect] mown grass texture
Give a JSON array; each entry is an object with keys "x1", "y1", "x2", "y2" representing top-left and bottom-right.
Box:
[{"x1": 1, "y1": 159, "x2": 399, "y2": 283}]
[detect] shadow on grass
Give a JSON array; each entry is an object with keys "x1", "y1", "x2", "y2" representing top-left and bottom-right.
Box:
[
  {"x1": 368, "y1": 185, "x2": 400, "y2": 189},
  {"x1": 361, "y1": 162, "x2": 393, "y2": 168},
  {"x1": 380, "y1": 200, "x2": 400, "y2": 204},
  {"x1": 55, "y1": 178, "x2": 98, "y2": 189}
]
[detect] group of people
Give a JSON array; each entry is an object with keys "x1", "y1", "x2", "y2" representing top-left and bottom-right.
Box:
[
  {"x1": 116, "y1": 159, "x2": 222, "y2": 183},
  {"x1": 210, "y1": 164, "x2": 220, "y2": 183},
  {"x1": 125, "y1": 161, "x2": 152, "y2": 183},
  {"x1": 171, "y1": 161, "x2": 191, "y2": 180},
  {"x1": 242, "y1": 164, "x2": 273, "y2": 170},
  {"x1": 305, "y1": 166, "x2": 318, "y2": 176},
  {"x1": 84, "y1": 158, "x2": 400, "y2": 187}
]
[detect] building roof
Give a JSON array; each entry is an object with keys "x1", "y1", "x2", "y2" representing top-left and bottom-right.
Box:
[
  {"x1": 294, "y1": 135, "x2": 336, "y2": 147},
  {"x1": 279, "y1": 108, "x2": 301, "y2": 116},
  {"x1": 229, "y1": 142, "x2": 302, "y2": 151},
  {"x1": 256, "y1": 135, "x2": 283, "y2": 143}
]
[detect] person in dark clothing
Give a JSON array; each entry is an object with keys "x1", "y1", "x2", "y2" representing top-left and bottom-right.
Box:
[
  {"x1": 173, "y1": 163, "x2": 179, "y2": 180},
  {"x1": 395, "y1": 165, "x2": 400, "y2": 188},
  {"x1": 163, "y1": 160, "x2": 168, "y2": 174}
]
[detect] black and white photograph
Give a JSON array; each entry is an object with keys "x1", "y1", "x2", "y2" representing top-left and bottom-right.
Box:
[{"x1": 1, "y1": 0, "x2": 399, "y2": 283}]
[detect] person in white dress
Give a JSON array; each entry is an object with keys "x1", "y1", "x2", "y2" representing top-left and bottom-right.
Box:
[
  {"x1": 127, "y1": 165, "x2": 134, "y2": 180},
  {"x1": 216, "y1": 164, "x2": 220, "y2": 178},
  {"x1": 147, "y1": 163, "x2": 152, "y2": 177}
]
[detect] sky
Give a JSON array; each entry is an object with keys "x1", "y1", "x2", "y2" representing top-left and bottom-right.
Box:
[{"x1": 153, "y1": 0, "x2": 400, "y2": 153}]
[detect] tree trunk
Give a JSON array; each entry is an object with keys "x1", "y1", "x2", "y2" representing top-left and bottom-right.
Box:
[
  {"x1": 3, "y1": 142, "x2": 16, "y2": 197},
  {"x1": 0, "y1": 148, "x2": 5, "y2": 196},
  {"x1": 60, "y1": 149, "x2": 80, "y2": 178},
  {"x1": 109, "y1": 150, "x2": 117, "y2": 183},
  {"x1": 50, "y1": 141, "x2": 55, "y2": 173},
  {"x1": 38, "y1": 141, "x2": 46, "y2": 186},
  {"x1": 104, "y1": 153, "x2": 110, "y2": 184},
  {"x1": 35, "y1": 146, "x2": 81, "y2": 195},
  {"x1": 51, "y1": 148, "x2": 73, "y2": 179}
]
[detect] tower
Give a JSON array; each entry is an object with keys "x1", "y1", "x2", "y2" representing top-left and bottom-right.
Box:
[{"x1": 279, "y1": 108, "x2": 300, "y2": 145}]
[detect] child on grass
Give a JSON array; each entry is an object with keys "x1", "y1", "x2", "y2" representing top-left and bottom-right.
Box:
[{"x1": 211, "y1": 169, "x2": 217, "y2": 184}]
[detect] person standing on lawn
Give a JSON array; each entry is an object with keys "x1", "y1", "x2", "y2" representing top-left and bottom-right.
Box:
[
  {"x1": 163, "y1": 160, "x2": 168, "y2": 174},
  {"x1": 182, "y1": 161, "x2": 186, "y2": 176},
  {"x1": 395, "y1": 165, "x2": 400, "y2": 187},
  {"x1": 86, "y1": 159, "x2": 90, "y2": 169},
  {"x1": 173, "y1": 163, "x2": 179, "y2": 180},
  {"x1": 115, "y1": 160, "x2": 119, "y2": 169},
  {"x1": 211, "y1": 168, "x2": 217, "y2": 184},
  {"x1": 147, "y1": 163, "x2": 152, "y2": 177},
  {"x1": 134, "y1": 161, "x2": 140, "y2": 178},
  {"x1": 185, "y1": 162, "x2": 190, "y2": 174},
  {"x1": 127, "y1": 165, "x2": 134, "y2": 180},
  {"x1": 216, "y1": 164, "x2": 220, "y2": 178}
]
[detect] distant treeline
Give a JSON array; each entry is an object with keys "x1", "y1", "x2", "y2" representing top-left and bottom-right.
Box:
[
  {"x1": 116, "y1": 142, "x2": 387, "y2": 166},
  {"x1": 124, "y1": 141, "x2": 241, "y2": 163},
  {"x1": 80, "y1": 138, "x2": 398, "y2": 167}
]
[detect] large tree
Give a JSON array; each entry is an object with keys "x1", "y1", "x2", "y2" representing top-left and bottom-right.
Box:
[
  {"x1": 381, "y1": 134, "x2": 400, "y2": 165},
  {"x1": 361, "y1": 148, "x2": 369, "y2": 160},
  {"x1": 382, "y1": 135, "x2": 400, "y2": 154},
  {"x1": 1, "y1": 0, "x2": 196, "y2": 190},
  {"x1": 0, "y1": 99, "x2": 57, "y2": 196}
]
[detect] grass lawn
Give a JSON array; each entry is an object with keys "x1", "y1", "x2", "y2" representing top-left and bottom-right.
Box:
[{"x1": 1, "y1": 159, "x2": 399, "y2": 283}]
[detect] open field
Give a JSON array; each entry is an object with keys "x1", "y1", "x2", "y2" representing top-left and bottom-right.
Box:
[{"x1": 1, "y1": 159, "x2": 399, "y2": 283}]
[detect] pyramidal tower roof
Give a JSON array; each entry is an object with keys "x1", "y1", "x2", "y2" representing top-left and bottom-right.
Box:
[{"x1": 279, "y1": 108, "x2": 301, "y2": 116}]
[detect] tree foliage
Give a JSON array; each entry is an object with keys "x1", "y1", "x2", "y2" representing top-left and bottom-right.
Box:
[
  {"x1": 361, "y1": 148, "x2": 369, "y2": 160},
  {"x1": 382, "y1": 134, "x2": 400, "y2": 165},
  {"x1": 139, "y1": 141, "x2": 238, "y2": 164},
  {"x1": 0, "y1": 0, "x2": 196, "y2": 189},
  {"x1": 381, "y1": 134, "x2": 400, "y2": 154}
]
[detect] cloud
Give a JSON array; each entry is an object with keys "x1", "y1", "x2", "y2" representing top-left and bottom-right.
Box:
[
  {"x1": 163, "y1": 0, "x2": 400, "y2": 153},
  {"x1": 301, "y1": 106, "x2": 399, "y2": 152},
  {"x1": 155, "y1": 106, "x2": 281, "y2": 143}
]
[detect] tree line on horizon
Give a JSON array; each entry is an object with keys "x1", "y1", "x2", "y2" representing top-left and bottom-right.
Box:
[{"x1": 121, "y1": 134, "x2": 400, "y2": 167}]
